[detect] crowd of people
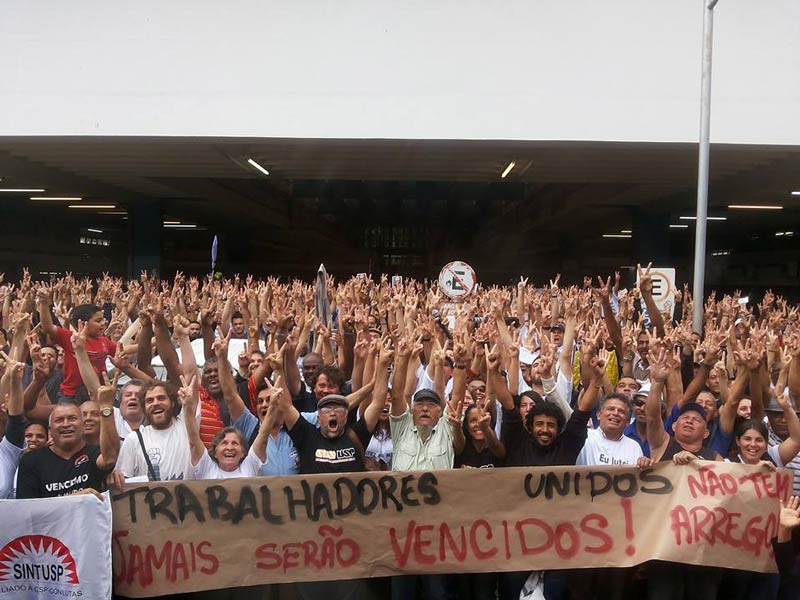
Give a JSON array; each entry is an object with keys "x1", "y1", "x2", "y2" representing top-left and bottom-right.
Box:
[{"x1": 0, "y1": 265, "x2": 799, "y2": 600}]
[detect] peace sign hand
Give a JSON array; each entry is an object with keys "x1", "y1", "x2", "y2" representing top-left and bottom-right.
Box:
[
  {"x1": 595, "y1": 275, "x2": 611, "y2": 301},
  {"x1": 177, "y1": 374, "x2": 199, "y2": 409},
  {"x1": 637, "y1": 262, "x2": 653, "y2": 294},
  {"x1": 71, "y1": 320, "x2": 89, "y2": 352}
]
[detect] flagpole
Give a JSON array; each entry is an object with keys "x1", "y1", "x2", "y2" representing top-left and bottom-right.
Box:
[
  {"x1": 211, "y1": 235, "x2": 218, "y2": 278},
  {"x1": 692, "y1": 0, "x2": 719, "y2": 333}
]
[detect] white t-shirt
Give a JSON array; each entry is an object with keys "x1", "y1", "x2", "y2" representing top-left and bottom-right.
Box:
[
  {"x1": 190, "y1": 447, "x2": 265, "y2": 480},
  {"x1": 414, "y1": 364, "x2": 453, "y2": 397},
  {"x1": 117, "y1": 412, "x2": 193, "y2": 481},
  {"x1": 577, "y1": 427, "x2": 643, "y2": 466},
  {"x1": 0, "y1": 437, "x2": 24, "y2": 499},
  {"x1": 113, "y1": 407, "x2": 137, "y2": 441}
]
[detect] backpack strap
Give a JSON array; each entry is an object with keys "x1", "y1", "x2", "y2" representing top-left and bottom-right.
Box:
[{"x1": 135, "y1": 429, "x2": 159, "y2": 482}]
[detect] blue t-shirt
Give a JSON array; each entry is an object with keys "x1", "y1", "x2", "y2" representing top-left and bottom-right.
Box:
[
  {"x1": 624, "y1": 421, "x2": 651, "y2": 458},
  {"x1": 231, "y1": 411, "x2": 296, "y2": 476}
]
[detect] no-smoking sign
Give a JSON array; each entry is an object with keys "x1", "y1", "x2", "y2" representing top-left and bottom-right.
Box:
[{"x1": 438, "y1": 261, "x2": 477, "y2": 300}]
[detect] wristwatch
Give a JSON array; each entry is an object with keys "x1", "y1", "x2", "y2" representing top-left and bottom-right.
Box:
[{"x1": 101, "y1": 406, "x2": 113, "y2": 418}]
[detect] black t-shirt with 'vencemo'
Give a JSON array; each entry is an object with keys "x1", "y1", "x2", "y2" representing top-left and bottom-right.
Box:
[
  {"x1": 16, "y1": 444, "x2": 111, "y2": 499},
  {"x1": 288, "y1": 416, "x2": 372, "y2": 474}
]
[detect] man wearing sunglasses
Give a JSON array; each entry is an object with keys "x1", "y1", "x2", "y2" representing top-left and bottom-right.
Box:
[{"x1": 623, "y1": 384, "x2": 650, "y2": 456}]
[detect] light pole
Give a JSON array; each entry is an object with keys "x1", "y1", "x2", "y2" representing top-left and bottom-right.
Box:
[{"x1": 692, "y1": 0, "x2": 720, "y2": 333}]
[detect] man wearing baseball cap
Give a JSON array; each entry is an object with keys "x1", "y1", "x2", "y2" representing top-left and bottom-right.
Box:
[
  {"x1": 645, "y1": 348, "x2": 723, "y2": 598},
  {"x1": 389, "y1": 339, "x2": 459, "y2": 600},
  {"x1": 279, "y1": 384, "x2": 385, "y2": 475},
  {"x1": 391, "y1": 388, "x2": 454, "y2": 471},
  {"x1": 277, "y1": 340, "x2": 389, "y2": 600},
  {"x1": 646, "y1": 354, "x2": 722, "y2": 464}
]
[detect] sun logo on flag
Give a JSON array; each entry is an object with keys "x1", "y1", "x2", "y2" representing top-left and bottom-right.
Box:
[{"x1": 0, "y1": 535, "x2": 79, "y2": 584}]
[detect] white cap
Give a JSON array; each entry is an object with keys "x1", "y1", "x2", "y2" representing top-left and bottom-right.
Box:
[{"x1": 519, "y1": 347, "x2": 538, "y2": 365}]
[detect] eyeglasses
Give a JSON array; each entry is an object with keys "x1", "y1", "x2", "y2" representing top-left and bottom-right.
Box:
[
  {"x1": 471, "y1": 386, "x2": 487, "y2": 394},
  {"x1": 633, "y1": 399, "x2": 646, "y2": 407},
  {"x1": 320, "y1": 406, "x2": 347, "y2": 415}
]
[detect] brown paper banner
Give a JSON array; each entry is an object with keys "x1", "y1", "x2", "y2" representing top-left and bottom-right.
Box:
[{"x1": 111, "y1": 462, "x2": 790, "y2": 597}]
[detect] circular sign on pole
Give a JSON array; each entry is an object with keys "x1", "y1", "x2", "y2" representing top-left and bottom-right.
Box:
[{"x1": 438, "y1": 261, "x2": 477, "y2": 300}]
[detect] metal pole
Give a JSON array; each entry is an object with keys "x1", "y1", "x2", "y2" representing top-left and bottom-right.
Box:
[{"x1": 692, "y1": 0, "x2": 719, "y2": 333}]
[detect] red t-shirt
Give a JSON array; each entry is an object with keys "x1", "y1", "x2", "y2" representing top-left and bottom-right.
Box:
[
  {"x1": 54, "y1": 327, "x2": 118, "y2": 397},
  {"x1": 199, "y1": 386, "x2": 226, "y2": 449}
]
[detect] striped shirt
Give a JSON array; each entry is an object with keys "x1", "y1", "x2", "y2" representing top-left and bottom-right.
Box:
[
  {"x1": 768, "y1": 423, "x2": 800, "y2": 496},
  {"x1": 199, "y1": 387, "x2": 227, "y2": 449}
]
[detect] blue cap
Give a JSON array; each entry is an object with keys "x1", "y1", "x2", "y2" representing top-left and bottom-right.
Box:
[{"x1": 678, "y1": 402, "x2": 707, "y2": 421}]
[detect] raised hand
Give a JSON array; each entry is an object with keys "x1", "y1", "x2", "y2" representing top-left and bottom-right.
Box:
[
  {"x1": 378, "y1": 336, "x2": 394, "y2": 366},
  {"x1": 780, "y1": 497, "x2": 800, "y2": 532},
  {"x1": 71, "y1": 320, "x2": 88, "y2": 352},
  {"x1": 637, "y1": 262, "x2": 653, "y2": 295},
  {"x1": 396, "y1": 334, "x2": 412, "y2": 360},
  {"x1": 703, "y1": 329, "x2": 722, "y2": 364},
  {"x1": 486, "y1": 343, "x2": 501, "y2": 372},
  {"x1": 177, "y1": 374, "x2": 198, "y2": 409},
  {"x1": 109, "y1": 343, "x2": 132, "y2": 371},
  {"x1": 775, "y1": 388, "x2": 794, "y2": 412},
  {"x1": 588, "y1": 347, "x2": 609, "y2": 380},
  {"x1": 353, "y1": 333, "x2": 369, "y2": 361},
  {"x1": 538, "y1": 341, "x2": 556, "y2": 377},
  {"x1": 446, "y1": 407, "x2": 463, "y2": 430},
  {"x1": 35, "y1": 283, "x2": 53, "y2": 306},
  {"x1": 266, "y1": 341, "x2": 287, "y2": 373},
  {"x1": 647, "y1": 348, "x2": 670, "y2": 383},
  {"x1": 563, "y1": 294, "x2": 578, "y2": 319},
  {"x1": 0, "y1": 351, "x2": 24, "y2": 382},
  {"x1": 25, "y1": 326, "x2": 42, "y2": 357},
  {"x1": 97, "y1": 372, "x2": 117, "y2": 409},
  {"x1": 173, "y1": 315, "x2": 191, "y2": 339},
  {"x1": 476, "y1": 407, "x2": 493, "y2": 431},
  {"x1": 595, "y1": 275, "x2": 611, "y2": 300},
  {"x1": 212, "y1": 327, "x2": 231, "y2": 359}
]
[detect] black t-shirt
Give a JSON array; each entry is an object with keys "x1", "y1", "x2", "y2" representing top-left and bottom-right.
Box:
[
  {"x1": 658, "y1": 437, "x2": 718, "y2": 463},
  {"x1": 293, "y1": 389, "x2": 319, "y2": 413},
  {"x1": 288, "y1": 417, "x2": 372, "y2": 474},
  {"x1": 16, "y1": 444, "x2": 111, "y2": 499},
  {"x1": 501, "y1": 405, "x2": 590, "y2": 467},
  {"x1": 455, "y1": 439, "x2": 504, "y2": 469},
  {"x1": 235, "y1": 375, "x2": 251, "y2": 411}
]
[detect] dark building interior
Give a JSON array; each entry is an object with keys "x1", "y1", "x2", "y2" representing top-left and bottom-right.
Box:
[{"x1": 1, "y1": 138, "x2": 798, "y2": 295}]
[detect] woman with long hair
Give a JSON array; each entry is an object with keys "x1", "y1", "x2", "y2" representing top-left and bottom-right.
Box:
[{"x1": 731, "y1": 391, "x2": 800, "y2": 468}]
